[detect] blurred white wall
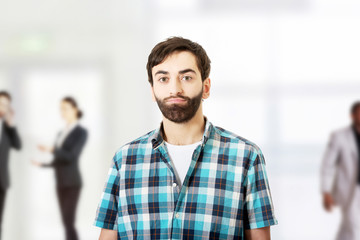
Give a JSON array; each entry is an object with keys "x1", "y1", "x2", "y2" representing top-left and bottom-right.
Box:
[{"x1": 1, "y1": 0, "x2": 360, "y2": 239}]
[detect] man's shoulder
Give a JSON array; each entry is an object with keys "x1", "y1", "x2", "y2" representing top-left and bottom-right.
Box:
[
  {"x1": 113, "y1": 129, "x2": 156, "y2": 162},
  {"x1": 212, "y1": 125, "x2": 262, "y2": 154},
  {"x1": 330, "y1": 125, "x2": 352, "y2": 138}
]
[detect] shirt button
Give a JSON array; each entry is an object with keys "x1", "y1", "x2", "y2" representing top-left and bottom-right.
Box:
[
  {"x1": 172, "y1": 182, "x2": 177, "y2": 188},
  {"x1": 175, "y1": 213, "x2": 180, "y2": 218}
]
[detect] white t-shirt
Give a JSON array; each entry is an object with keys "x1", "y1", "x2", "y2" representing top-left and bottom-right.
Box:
[
  {"x1": 55, "y1": 121, "x2": 79, "y2": 148},
  {"x1": 165, "y1": 140, "x2": 202, "y2": 187}
]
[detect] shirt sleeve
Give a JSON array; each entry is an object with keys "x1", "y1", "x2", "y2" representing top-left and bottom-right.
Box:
[
  {"x1": 320, "y1": 132, "x2": 339, "y2": 193},
  {"x1": 243, "y1": 147, "x2": 278, "y2": 229},
  {"x1": 94, "y1": 154, "x2": 120, "y2": 230}
]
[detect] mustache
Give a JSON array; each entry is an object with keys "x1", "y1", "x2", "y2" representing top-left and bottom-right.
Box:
[{"x1": 163, "y1": 95, "x2": 191, "y2": 102}]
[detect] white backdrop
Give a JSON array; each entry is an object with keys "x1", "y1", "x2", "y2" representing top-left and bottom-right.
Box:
[{"x1": 1, "y1": 0, "x2": 360, "y2": 239}]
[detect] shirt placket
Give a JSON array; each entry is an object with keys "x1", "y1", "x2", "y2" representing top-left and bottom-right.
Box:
[
  {"x1": 154, "y1": 143, "x2": 181, "y2": 239},
  {"x1": 171, "y1": 143, "x2": 205, "y2": 239},
  {"x1": 156, "y1": 143, "x2": 181, "y2": 197}
]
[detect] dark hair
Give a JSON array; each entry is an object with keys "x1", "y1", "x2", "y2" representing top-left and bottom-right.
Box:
[
  {"x1": 146, "y1": 36, "x2": 211, "y2": 86},
  {"x1": 62, "y1": 96, "x2": 83, "y2": 119},
  {"x1": 0, "y1": 91, "x2": 11, "y2": 101},
  {"x1": 351, "y1": 101, "x2": 360, "y2": 115}
]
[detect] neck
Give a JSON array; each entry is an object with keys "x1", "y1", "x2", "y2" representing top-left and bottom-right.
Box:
[
  {"x1": 162, "y1": 105, "x2": 205, "y2": 145},
  {"x1": 66, "y1": 118, "x2": 77, "y2": 126}
]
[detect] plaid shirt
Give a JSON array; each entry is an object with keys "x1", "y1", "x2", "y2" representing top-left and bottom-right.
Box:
[{"x1": 94, "y1": 119, "x2": 277, "y2": 239}]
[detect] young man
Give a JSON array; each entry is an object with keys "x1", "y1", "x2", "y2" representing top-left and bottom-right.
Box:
[
  {"x1": 321, "y1": 101, "x2": 360, "y2": 240},
  {"x1": 95, "y1": 37, "x2": 277, "y2": 239},
  {"x1": 0, "y1": 91, "x2": 22, "y2": 238}
]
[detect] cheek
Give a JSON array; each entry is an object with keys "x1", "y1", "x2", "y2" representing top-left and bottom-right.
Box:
[
  {"x1": 62, "y1": 108, "x2": 71, "y2": 116},
  {"x1": 0, "y1": 104, "x2": 7, "y2": 110},
  {"x1": 1, "y1": 106, "x2": 9, "y2": 113},
  {"x1": 152, "y1": 85, "x2": 168, "y2": 99},
  {"x1": 184, "y1": 83, "x2": 203, "y2": 97}
]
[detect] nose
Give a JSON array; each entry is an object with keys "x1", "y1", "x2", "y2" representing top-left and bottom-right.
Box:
[{"x1": 169, "y1": 77, "x2": 183, "y2": 96}]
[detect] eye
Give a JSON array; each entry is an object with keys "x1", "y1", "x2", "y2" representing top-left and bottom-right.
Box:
[
  {"x1": 181, "y1": 75, "x2": 192, "y2": 81},
  {"x1": 158, "y1": 77, "x2": 168, "y2": 83}
]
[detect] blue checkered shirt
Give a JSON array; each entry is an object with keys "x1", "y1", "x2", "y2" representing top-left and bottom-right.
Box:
[{"x1": 94, "y1": 119, "x2": 277, "y2": 239}]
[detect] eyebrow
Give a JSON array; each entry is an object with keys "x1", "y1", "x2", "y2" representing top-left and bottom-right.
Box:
[
  {"x1": 178, "y1": 68, "x2": 196, "y2": 75},
  {"x1": 154, "y1": 70, "x2": 169, "y2": 76},
  {"x1": 154, "y1": 68, "x2": 196, "y2": 76}
]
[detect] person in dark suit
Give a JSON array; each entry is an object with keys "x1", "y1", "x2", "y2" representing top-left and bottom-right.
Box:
[
  {"x1": 32, "y1": 96, "x2": 87, "y2": 240},
  {"x1": 0, "y1": 91, "x2": 21, "y2": 239}
]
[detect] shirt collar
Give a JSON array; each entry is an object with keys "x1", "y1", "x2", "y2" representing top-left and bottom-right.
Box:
[
  {"x1": 66, "y1": 120, "x2": 79, "y2": 132},
  {"x1": 352, "y1": 124, "x2": 360, "y2": 138},
  {"x1": 150, "y1": 117, "x2": 213, "y2": 149}
]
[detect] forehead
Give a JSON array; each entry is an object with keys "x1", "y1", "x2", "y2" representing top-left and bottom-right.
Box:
[
  {"x1": 152, "y1": 51, "x2": 199, "y2": 74},
  {"x1": 61, "y1": 101, "x2": 72, "y2": 107},
  {"x1": 0, "y1": 96, "x2": 10, "y2": 104}
]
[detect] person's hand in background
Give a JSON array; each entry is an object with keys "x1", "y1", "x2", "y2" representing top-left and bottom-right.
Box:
[
  {"x1": 38, "y1": 144, "x2": 54, "y2": 153},
  {"x1": 31, "y1": 159, "x2": 43, "y2": 167},
  {"x1": 4, "y1": 107, "x2": 15, "y2": 127},
  {"x1": 323, "y1": 192, "x2": 335, "y2": 212}
]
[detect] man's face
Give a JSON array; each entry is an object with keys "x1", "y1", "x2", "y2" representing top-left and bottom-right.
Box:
[
  {"x1": 352, "y1": 108, "x2": 360, "y2": 126},
  {"x1": 151, "y1": 51, "x2": 210, "y2": 123},
  {"x1": 0, "y1": 96, "x2": 10, "y2": 119}
]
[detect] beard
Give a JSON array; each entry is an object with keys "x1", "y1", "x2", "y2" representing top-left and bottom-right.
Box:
[{"x1": 155, "y1": 89, "x2": 203, "y2": 124}]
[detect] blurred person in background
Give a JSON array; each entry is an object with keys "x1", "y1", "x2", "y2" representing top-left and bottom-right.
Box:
[
  {"x1": 94, "y1": 37, "x2": 277, "y2": 240},
  {"x1": 0, "y1": 91, "x2": 21, "y2": 239},
  {"x1": 321, "y1": 101, "x2": 360, "y2": 240},
  {"x1": 32, "y1": 96, "x2": 87, "y2": 240}
]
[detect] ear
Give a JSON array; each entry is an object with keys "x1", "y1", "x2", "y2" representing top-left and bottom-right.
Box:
[
  {"x1": 150, "y1": 86, "x2": 156, "y2": 102},
  {"x1": 202, "y1": 78, "x2": 211, "y2": 100}
]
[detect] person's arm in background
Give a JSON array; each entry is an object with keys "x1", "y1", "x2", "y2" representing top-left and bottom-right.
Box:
[
  {"x1": 5, "y1": 125, "x2": 21, "y2": 150},
  {"x1": 99, "y1": 229, "x2": 117, "y2": 240},
  {"x1": 320, "y1": 132, "x2": 339, "y2": 212},
  {"x1": 4, "y1": 107, "x2": 21, "y2": 150},
  {"x1": 52, "y1": 129, "x2": 87, "y2": 165},
  {"x1": 245, "y1": 227, "x2": 271, "y2": 240},
  {"x1": 39, "y1": 129, "x2": 87, "y2": 167}
]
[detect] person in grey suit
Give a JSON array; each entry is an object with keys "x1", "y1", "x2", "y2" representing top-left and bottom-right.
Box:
[
  {"x1": 321, "y1": 101, "x2": 360, "y2": 240},
  {"x1": 33, "y1": 96, "x2": 87, "y2": 240},
  {"x1": 0, "y1": 91, "x2": 21, "y2": 239}
]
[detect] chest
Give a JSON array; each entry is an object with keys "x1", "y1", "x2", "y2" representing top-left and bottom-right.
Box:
[{"x1": 116, "y1": 149, "x2": 247, "y2": 238}]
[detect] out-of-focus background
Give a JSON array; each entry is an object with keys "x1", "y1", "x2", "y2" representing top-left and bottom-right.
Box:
[{"x1": 1, "y1": 0, "x2": 360, "y2": 239}]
